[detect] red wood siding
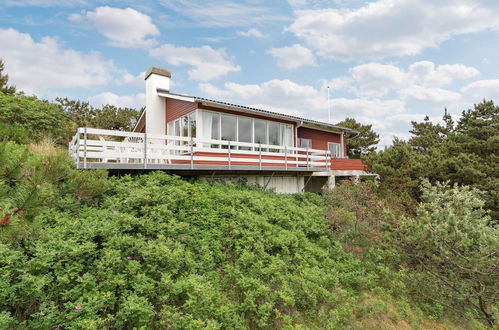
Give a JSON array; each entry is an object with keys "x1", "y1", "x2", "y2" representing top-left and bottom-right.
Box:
[
  {"x1": 331, "y1": 158, "x2": 366, "y2": 170},
  {"x1": 165, "y1": 98, "x2": 198, "y2": 123},
  {"x1": 297, "y1": 127, "x2": 345, "y2": 151}
]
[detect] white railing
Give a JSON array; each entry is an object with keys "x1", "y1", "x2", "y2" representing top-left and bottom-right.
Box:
[{"x1": 68, "y1": 128, "x2": 331, "y2": 170}]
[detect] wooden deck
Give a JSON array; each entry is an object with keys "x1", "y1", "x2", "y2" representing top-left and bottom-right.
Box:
[{"x1": 69, "y1": 128, "x2": 336, "y2": 172}]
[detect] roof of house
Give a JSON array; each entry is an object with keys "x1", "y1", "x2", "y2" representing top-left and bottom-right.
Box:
[{"x1": 134, "y1": 90, "x2": 359, "y2": 136}]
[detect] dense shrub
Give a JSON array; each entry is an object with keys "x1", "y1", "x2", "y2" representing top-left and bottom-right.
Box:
[
  {"x1": 0, "y1": 92, "x2": 72, "y2": 143},
  {"x1": 0, "y1": 122, "x2": 29, "y2": 144},
  {"x1": 324, "y1": 181, "x2": 387, "y2": 257},
  {"x1": 0, "y1": 142, "x2": 487, "y2": 328},
  {"x1": 1, "y1": 171, "x2": 382, "y2": 328}
]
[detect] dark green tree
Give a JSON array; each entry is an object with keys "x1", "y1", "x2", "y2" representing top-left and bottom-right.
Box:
[
  {"x1": 56, "y1": 97, "x2": 141, "y2": 131},
  {"x1": 337, "y1": 117, "x2": 379, "y2": 158},
  {"x1": 389, "y1": 181, "x2": 498, "y2": 327},
  {"x1": 0, "y1": 59, "x2": 16, "y2": 95},
  {"x1": 408, "y1": 111, "x2": 453, "y2": 152},
  {"x1": 366, "y1": 100, "x2": 499, "y2": 221},
  {"x1": 451, "y1": 100, "x2": 499, "y2": 219}
]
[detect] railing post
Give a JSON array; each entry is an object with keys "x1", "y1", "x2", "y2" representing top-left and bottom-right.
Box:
[
  {"x1": 83, "y1": 127, "x2": 87, "y2": 169},
  {"x1": 306, "y1": 147, "x2": 309, "y2": 169},
  {"x1": 228, "y1": 140, "x2": 231, "y2": 169},
  {"x1": 284, "y1": 146, "x2": 288, "y2": 170},
  {"x1": 190, "y1": 136, "x2": 194, "y2": 169},
  {"x1": 259, "y1": 143, "x2": 262, "y2": 170},
  {"x1": 143, "y1": 133, "x2": 147, "y2": 169},
  {"x1": 75, "y1": 129, "x2": 80, "y2": 169}
]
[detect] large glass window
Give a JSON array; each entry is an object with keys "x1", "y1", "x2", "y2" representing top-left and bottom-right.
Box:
[
  {"x1": 221, "y1": 114, "x2": 236, "y2": 149},
  {"x1": 174, "y1": 120, "x2": 180, "y2": 137},
  {"x1": 181, "y1": 116, "x2": 189, "y2": 137},
  {"x1": 189, "y1": 112, "x2": 196, "y2": 138},
  {"x1": 168, "y1": 112, "x2": 198, "y2": 148},
  {"x1": 199, "y1": 110, "x2": 294, "y2": 152},
  {"x1": 281, "y1": 124, "x2": 293, "y2": 147},
  {"x1": 238, "y1": 117, "x2": 252, "y2": 150},
  {"x1": 201, "y1": 111, "x2": 219, "y2": 148},
  {"x1": 268, "y1": 121, "x2": 280, "y2": 152},
  {"x1": 268, "y1": 121, "x2": 280, "y2": 145},
  {"x1": 254, "y1": 119, "x2": 267, "y2": 152},
  {"x1": 254, "y1": 119, "x2": 267, "y2": 144}
]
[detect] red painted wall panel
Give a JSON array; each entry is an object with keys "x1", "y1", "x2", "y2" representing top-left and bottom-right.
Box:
[
  {"x1": 297, "y1": 127, "x2": 346, "y2": 152},
  {"x1": 330, "y1": 158, "x2": 366, "y2": 170},
  {"x1": 165, "y1": 98, "x2": 198, "y2": 123}
]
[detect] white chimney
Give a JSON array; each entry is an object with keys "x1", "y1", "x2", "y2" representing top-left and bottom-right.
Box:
[{"x1": 144, "y1": 67, "x2": 171, "y2": 136}]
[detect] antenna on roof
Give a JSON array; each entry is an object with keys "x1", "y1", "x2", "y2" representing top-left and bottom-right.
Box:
[{"x1": 327, "y1": 85, "x2": 331, "y2": 123}]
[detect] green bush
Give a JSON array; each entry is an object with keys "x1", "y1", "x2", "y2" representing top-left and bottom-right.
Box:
[
  {"x1": 0, "y1": 172, "x2": 380, "y2": 328},
  {"x1": 0, "y1": 122, "x2": 29, "y2": 144},
  {"x1": 0, "y1": 92, "x2": 72, "y2": 143}
]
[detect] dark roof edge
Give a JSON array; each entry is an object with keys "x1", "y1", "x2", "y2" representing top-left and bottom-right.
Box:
[{"x1": 161, "y1": 91, "x2": 359, "y2": 136}]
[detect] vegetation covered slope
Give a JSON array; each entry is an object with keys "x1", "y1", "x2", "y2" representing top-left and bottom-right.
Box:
[
  {"x1": 0, "y1": 162, "x2": 387, "y2": 328},
  {"x1": 1, "y1": 141, "x2": 485, "y2": 329}
]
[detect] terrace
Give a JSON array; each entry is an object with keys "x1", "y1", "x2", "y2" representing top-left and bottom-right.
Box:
[{"x1": 68, "y1": 128, "x2": 334, "y2": 172}]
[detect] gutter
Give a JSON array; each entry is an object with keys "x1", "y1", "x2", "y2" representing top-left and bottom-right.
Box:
[{"x1": 295, "y1": 120, "x2": 303, "y2": 147}]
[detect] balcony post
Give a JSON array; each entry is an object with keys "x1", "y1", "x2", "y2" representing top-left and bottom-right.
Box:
[
  {"x1": 259, "y1": 143, "x2": 262, "y2": 170},
  {"x1": 75, "y1": 129, "x2": 80, "y2": 169},
  {"x1": 284, "y1": 146, "x2": 288, "y2": 170},
  {"x1": 143, "y1": 133, "x2": 147, "y2": 169},
  {"x1": 228, "y1": 140, "x2": 231, "y2": 169},
  {"x1": 190, "y1": 136, "x2": 194, "y2": 169},
  {"x1": 306, "y1": 147, "x2": 309, "y2": 169},
  {"x1": 83, "y1": 127, "x2": 87, "y2": 169}
]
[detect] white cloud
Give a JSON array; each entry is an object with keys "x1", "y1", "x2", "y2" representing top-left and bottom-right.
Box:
[
  {"x1": 236, "y1": 28, "x2": 267, "y2": 38},
  {"x1": 0, "y1": 28, "x2": 124, "y2": 95},
  {"x1": 460, "y1": 79, "x2": 499, "y2": 101},
  {"x1": 159, "y1": 0, "x2": 288, "y2": 27},
  {"x1": 70, "y1": 6, "x2": 159, "y2": 48},
  {"x1": 1, "y1": 0, "x2": 86, "y2": 7},
  {"x1": 88, "y1": 92, "x2": 145, "y2": 109},
  {"x1": 150, "y1": 44, "x2": 240, "y2": 81},
  {"x1": 199, "y1": 79, "x2": 405, "y2": 124},
  {"x1": 267, "y1": 44, "x2": 316, "y2": 69},
  {"x1": 121, "y1": 71, "x2": 146, "y2": 87},
  {"x1": 330, "y1": 61, "x2": 479, "y2": 103},
  {"x1": 287, "y1": 0, "x2": 499, "y2": 60}
]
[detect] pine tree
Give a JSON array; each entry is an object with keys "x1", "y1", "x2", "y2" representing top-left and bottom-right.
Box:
[
  {"x1": 336, "y1": 117, "x2": 379, "y2": 158},
  {"x1": 0, "y1": 59, "x2": 16, "y2": 95},
  {"x1": 408, "y1": 112, "x2": 453, "y2": 153}
]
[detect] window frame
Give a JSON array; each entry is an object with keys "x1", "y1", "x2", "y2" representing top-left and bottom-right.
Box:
[
  {"x1": 298, "y1": 138, "x2": 312, "y2": 149},
  {"x1": 327, "y1": 142, "x2": 341, "y2": 158},
  {"x1": 199, "y1": 109, "x2": 294, "y2": 152}
]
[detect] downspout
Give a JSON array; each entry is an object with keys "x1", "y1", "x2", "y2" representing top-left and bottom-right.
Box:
[
  {"x1": 295, "y1": 120, "x2": 303, "y2": 147},
  {"x1": 341, "y1": 132, "x2": 345, "y2": 158},
  {"x1": 343, "y1": 130, "x2": 360, "y2": 158}
]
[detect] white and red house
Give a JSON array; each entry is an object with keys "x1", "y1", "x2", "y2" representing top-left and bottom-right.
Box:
[{"x1": 69, "y1": 67, "x2": 374, "y2": 193}]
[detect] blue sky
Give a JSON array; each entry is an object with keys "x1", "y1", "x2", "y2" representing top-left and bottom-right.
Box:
[{"x1": 1, "y1": 0, "x2": 499, "y2": 146}]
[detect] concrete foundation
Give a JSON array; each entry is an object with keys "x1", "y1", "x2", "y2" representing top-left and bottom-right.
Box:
[
  {"x1": 198, "y1": 169, "x2": 376, "y2": 194},
  {"x1": 199, "y1": 175, "x2": 305, "y2": 194}
]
